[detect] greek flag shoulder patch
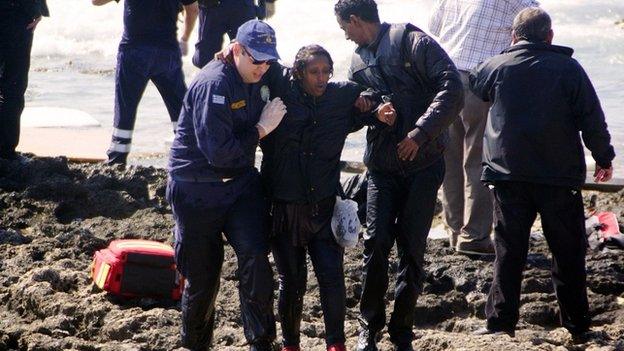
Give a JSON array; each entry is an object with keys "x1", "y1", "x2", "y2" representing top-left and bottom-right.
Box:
[{"x1": 212, "y1": 94, "x2": 225, "y2": 105}]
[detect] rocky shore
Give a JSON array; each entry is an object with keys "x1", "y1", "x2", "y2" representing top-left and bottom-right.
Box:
[{"x1": 1, "y1": 156, "x2": 623, "y2": 350}]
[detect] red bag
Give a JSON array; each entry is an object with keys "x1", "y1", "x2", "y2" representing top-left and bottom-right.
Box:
[{"x1": 91, "y1": 239, "x2": 183, "y2": 300}]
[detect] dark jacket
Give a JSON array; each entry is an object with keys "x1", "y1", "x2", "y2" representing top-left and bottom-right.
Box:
[
  {"x1": 349, "y1": 22, "x2": 463, "y2": 174},
  {"x1": 470, "y1": 41, "x2": 615, "y2": 187},
  {"x1": 260, "y1": 71, "x2": 372, "y2": 203},
  {"x1": 0, "y1": 0, "x2": 49, "y2": 21}
]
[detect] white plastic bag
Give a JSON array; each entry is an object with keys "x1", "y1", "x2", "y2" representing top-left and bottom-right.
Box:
[{"x1": 331, "y1": 196, "x2": 361, "y2": 248}]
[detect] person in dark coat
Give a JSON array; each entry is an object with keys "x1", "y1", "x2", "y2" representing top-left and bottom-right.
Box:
[
  {"x1": 469, "y1": 7, "x2": 615, "y2": 340},
  {"x1": 0, "y1": 0, "x2": 49, "y2": 161},
  {"x1": 167, "y1": 20, "x2": 286, "y2": 351},
  {"x1": 192, "y1": 0, "x2": 277, "y2": 68},
  {"x1": 334, "y1": 0, "x2": 464, "y2": 350},
  {"x1": 260, "y1": 45, "x2": 383, "y2": 351}
]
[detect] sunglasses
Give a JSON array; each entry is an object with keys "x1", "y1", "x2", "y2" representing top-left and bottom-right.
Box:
[{"x1": 241, "y1": 46, "x2": 274, "y2": 65}]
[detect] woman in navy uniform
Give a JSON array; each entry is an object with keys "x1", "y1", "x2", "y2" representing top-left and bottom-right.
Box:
[{"x1": 167, "y1": 20, "x2": 286, "y2": 351}]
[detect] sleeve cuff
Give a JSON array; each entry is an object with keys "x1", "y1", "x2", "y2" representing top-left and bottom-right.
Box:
[
  {"x1": 407, "y1": 127, "x2": 429, "y2": 146},
  {"x1": 596, "y1": 160, "x2": 612, "y2": 169}
]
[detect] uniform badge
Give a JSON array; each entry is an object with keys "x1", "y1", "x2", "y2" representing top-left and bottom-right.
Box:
[
  {"x1": 260, "y1": 85, "x2": 270, "y2": 103},
  {"x1": 230, "y1": 100, "x2": 247, "y2": 110}
]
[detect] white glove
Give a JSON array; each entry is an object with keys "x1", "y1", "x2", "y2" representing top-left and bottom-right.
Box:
[
  {"x1": 179, "y1": 39, "x2": 188, "y2": 56},
  {"x1": 257, "y1": 97, "x2": 286, "y2": 136},
  {"x1": 265, "y1": 2, "x2": 276, "y2": 19}
]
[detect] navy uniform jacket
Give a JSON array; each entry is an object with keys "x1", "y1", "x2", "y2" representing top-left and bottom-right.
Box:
[
  {"x1": 169, "y1": 59, "x2": 265, "y2": 186},
  {"x1": 116, "y1": 0, "x2": 196, "y2": 50}
]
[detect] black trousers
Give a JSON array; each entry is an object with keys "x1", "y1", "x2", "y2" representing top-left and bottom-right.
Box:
[
  {"x1": 0, "y1": 17, "x2": 33, "y2": 158},
  {"x1": 486, "y1": 181, "x2": 590, "y2": 335},
  {"x1": 167, "y1": 173, "x2": 275, "y2": 350},
  {"x1": 359, "y1": 159, "x2": 444, "y2": 346},
  {"x1": 271, "y1": 198, "x2": 346, "y2": 347}
]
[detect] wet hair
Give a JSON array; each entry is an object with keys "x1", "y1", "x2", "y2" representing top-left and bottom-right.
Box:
[
  {"x1": 512, "y1": 7, "x2": 552, "y2": 42},
  {"x1": 292, "y1": 45, "x2": 334, "y2": 80},
  {"x1": 334, "y1": 0, "x2": 380, "y2": 24}
]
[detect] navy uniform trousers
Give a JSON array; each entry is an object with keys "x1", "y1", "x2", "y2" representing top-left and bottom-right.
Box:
[
  {"x1": 167, "y1": 172, "x2": 276, "y2": 350},
  {"x1": 485, "y1": 181, "x2": 590, "y2": 335},
  {"x1": 0, "y1": 16, "x2": 33, "y2": 159},
  {"x1": 107, "y1": 45, "x2": 186, "y2": 164},
  {"x1": 192, "y1": 0, "x2": 256, "y2": 68},
  {"x1": 359, "y1": 158, "x2": 445, "y2": 346}
]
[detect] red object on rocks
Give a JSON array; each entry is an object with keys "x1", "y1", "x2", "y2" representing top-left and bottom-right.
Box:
[
  {"x1": 327, "y1": 344, "x2": 347, "y2": 351},
  {"x1": 91, "y1": 239, "x2": 184, "y2": 300},
  {"x1": 597, "y1": 212, "x2": 622, "y2": 237}
]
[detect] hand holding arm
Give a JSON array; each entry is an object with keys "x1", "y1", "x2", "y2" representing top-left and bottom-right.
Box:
[
  {"x1": 256, "y1": 97, "x2": 287, "y2": 138},
  {"x1": 376, "y1": 102, "x2": 396, "y2": 126}
]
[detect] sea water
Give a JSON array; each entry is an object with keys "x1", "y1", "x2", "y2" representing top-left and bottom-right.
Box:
[{"x1": 27, "y1": 0, "x2": 624, "y2": 167}]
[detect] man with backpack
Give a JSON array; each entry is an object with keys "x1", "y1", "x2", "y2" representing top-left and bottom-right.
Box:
[{"x1": 334, "y1": 0, "x2": 463, "y2": 350}]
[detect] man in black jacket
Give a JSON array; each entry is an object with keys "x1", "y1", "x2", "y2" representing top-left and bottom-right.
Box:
[
  {"x1": 334, "y1": 0, "x2": 464, "y2": 350},
  {"x1": 0, "y1": 0, "x2": 49, "y2": 160},
  {"x1": 469, "y1": 7, "x2": 615, "y2": 339}
]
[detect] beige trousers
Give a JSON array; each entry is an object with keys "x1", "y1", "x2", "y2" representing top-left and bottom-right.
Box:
[{"x1": 441, "y1": 71, "x2": 493, "y2": 245}]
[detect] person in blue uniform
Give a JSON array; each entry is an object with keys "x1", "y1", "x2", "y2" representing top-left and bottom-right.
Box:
[
  {"x1": 92, "y1": 0, "x2": 199, "y2": 165},
  {"x1": 192, "y1": 0, "x2": 276, "y2": 68},
  {"x1": 0, "y1": 0, "x2": 49, "y2": 161},
  {"x1": 259, "y1": 45, "x2": 384, "y2": 351},
  {"x1": 167, "y1": 20, "x2": 286, "y2": 351}
]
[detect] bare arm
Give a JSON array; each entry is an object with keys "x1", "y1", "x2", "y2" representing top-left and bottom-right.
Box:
[
  {"x1": 180, "y1": 2, "x2": 199, "y2": 42},
  {"x1": 92, "y1": 0, "x2": 116, "y2": 6}
]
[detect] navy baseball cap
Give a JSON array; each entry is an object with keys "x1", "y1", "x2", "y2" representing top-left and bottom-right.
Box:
[{"x1": 235, "y1": 20, "x2": 280, "y2": 62}]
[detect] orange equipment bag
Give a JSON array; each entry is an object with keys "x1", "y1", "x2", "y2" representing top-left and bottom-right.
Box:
[{"x1": 91, "y1": 239, "x2": 183, "y2": 300}]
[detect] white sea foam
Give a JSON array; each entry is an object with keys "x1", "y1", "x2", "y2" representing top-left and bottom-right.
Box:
[{"x1": 26, "y1": 0, "x2": 624, "y2": 162}]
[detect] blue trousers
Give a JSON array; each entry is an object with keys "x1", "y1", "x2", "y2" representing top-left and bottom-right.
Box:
[
  {"x1": 108, "y1": 45, "x2": 186, "y2": 163},
  {"x1": 167, "y1": 172, "x2": 275, "y2": 349},
  {"x1": 192, "y1": 0, "x2": 256, "y2": 68}
]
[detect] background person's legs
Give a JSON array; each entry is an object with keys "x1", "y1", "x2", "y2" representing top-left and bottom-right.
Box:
[
  {"x1": 0, "y1": 20, "x2": 33, "y2": 159},
  {"x1": 151, "y1": 48, "x2": 186, "y2": 133},
  {"x1": 107, "y1": 47, "x2": 150, "y2": 164}
]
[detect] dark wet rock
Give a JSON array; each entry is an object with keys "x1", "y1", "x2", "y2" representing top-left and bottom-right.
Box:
[
  {"x1": 0, "y1": 228, "x2": 31, "y2": 245},
  {"x1": 1, "y1": 157, "x2": 624, "y2": 350}
]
